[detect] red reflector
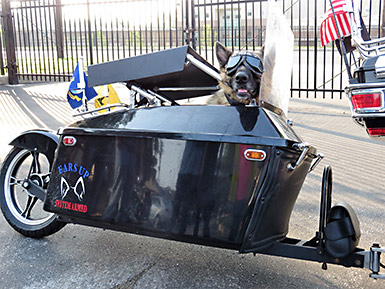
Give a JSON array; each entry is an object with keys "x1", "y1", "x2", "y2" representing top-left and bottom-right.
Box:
[
  {"x1": 351, "y1": 93, "x2": 381, "y2": 109},
  {"x1": 63, "y1": 136, "x2": 77, "y2": 146},
  {"x1": 367, "y1": 128, "x2": 385, "y2": 136}
]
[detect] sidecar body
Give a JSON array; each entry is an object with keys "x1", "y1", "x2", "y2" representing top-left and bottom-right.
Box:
[
  {"x1": 43, "y1": 103, "x2": 314, "y2": 251},
  {"x1": 41, "y1": 46, "x2": 316, "y2": 251}
]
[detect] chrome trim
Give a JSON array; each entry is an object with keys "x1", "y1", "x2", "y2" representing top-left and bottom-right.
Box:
[
  {"x1": 147, "y1": 90, "x2": 173, "y2": 104},
  {"x1": 287, "y1": 142, "x2": 310, "y2": 171},
  {"x1": 157, "y1": 86, "x2": 219, "y2": 91},
  {"x1": 186, "y1": 53, "x2": 222, "y2": 82},
  {"x1": 73, "y1": 103, "x2": 129, "y2": 117},
  {"x1": 130, "y1": 85, "x2": 160, "y2": 106},
  {"x1": 352, "y1": 112, "x2": 385, "y2": 118},
  {"x1": 308, "y1": 153, "x2": 324, "y2": 173},
  {"x1": 345, "y1": 83, "x2": 385, "y2": 90}
]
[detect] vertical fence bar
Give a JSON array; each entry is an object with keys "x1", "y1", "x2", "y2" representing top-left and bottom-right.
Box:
[
  {"x1": 94, "y1": 16, "x2": 99, "y2": 63},
  {"x1": 210, "y1": 0, "x2": 214, "y2": 63},
  {"x1": 216, "y1": 0, "x2": 220, "y2": 45},
  {"x1": 322, "y1": 0, "x2": 326, "y2": 98},
  {"x1": 150, "y1": 3, "x2": 154, "y2": 52},
  {"x1": 197, "y1": 0, "x2": 201, "y2": 54},
  {"x1": 191, "y1": 0, "x2": 196, "y2": 50},
  {"x1": 87, "y1": 0, "x2": 93, "y2": 65},
  {"x1": 55, "y1": 0, "x2": 64, "y2": 59},
  {"x1": 306, "y1": 0, "x2": 310, "y2": 98},
  {"x1": 63, "y1": 17, "x2": 70, "y2": 79},
  {"x1": 2, "y1": 0, "x2": 18, "y2": 84},
  {"x1": 38, "y1": 1, "x2": 47, "y2": 81},
  {"x1": 244, "y1": 0, "x2": 247, "y2": 50},
  {"x1": 33, "y1": 0, "x2": 42, "y2": 81},
  {"x1": 0, "y1": 26, "x2": 4, "y2": 75},
  {"x1": 378, "y1": 0, "x2": 382, "y2": 38},
  {"x1": 14, "y1": 5, "x2": 23, "y2": 80},
  {"x1": 382, "y1": 0, "x2": 385, "y2": 37},
  {"x1": 175, "y1": 0, "x2": 178, "y2": 48},
  {"x1": 203, "y1": 0, "x2": 207, "y2": 59},
  {"x1": 126, "y1": 17, "x2": 131, "y2": 57},
  {"x1": 111, "y1": 18, "x2": 115, "y2": 59},
  {"x1": 162, "y1": 0, "x2": 166, "y2": 50},
  {"x1": 289, "y1": 0, "x2": 293, "y2": 98},
  {"x1": 368, "y1": 0, "x2": 372, "y2": 35},
  {"x1": 314, "y1": 0, "x2": 318, "y2": 98},
  {"x1": 43, "y1": 0, "x2": 51, "y2": 80},
  {"x1": 51, "y1": 0, "x2": 60, "y2": 81}
]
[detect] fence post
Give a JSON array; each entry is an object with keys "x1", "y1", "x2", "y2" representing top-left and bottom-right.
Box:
[
  {"x1": 0, "y1": 28, "x2": 5, "y2": 75},
  {"x1": 190, "y1": 0, "x2": 196, "y2": 50},
  {"x1": 382, "y1": 0, "x2": 385, "y2": 37},
  {"x1": 87, "y1": 0, "x2": 93, "y2": 64},
  {"x1": 1, "y1": 0, "x2": 18, "y2": 84},
  {"x1": 55, "y1": 0, "x2": 64, "y2": 58}
]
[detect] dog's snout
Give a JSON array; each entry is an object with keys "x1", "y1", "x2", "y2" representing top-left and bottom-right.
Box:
[{"x1": 235, "y1": 71, "x2": 249, "y2": 83}]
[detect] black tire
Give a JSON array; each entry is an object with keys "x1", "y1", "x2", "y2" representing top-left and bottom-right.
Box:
[{"x1": 0, "y1": 147, "x2": 65, "y2": 238}]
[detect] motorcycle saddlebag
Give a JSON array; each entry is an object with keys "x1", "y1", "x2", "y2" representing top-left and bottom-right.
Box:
[{"x1": 324, "y1": 202, "x2": 361, "y2": 258}]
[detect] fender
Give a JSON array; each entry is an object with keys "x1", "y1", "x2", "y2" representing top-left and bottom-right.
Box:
[{"x1": 9, "y1": 130, "x2": 59, "y2": 164}]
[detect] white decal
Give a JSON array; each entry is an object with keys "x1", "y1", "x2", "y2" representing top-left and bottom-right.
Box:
[{"x1": 60, "y1": 176, "x2": 85, "y2": 201}]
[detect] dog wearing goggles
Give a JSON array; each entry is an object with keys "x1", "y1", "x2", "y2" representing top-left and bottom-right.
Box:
[{"x1": 207, "y1": 42, "x2": 264, "y2": 105}]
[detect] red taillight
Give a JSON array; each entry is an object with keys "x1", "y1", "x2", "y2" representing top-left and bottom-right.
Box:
[
  {"x1": 351, "y1": 93, "x2": 382, "y2": 109},
  {"x1": 63, "y1": 136, "x2": 77, "y2": 146},
  {"x1": 367, "y1": 128, "x2": 385, "y2": 136}
]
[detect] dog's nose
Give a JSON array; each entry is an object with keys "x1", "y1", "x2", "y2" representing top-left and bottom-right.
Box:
[{"x1": 235, "y1": 71, "x2": 249, "y2": 83}]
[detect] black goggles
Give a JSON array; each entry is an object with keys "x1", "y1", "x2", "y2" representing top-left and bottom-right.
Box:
[{"x1": 225, "y1": 53, "x2": 264, "y2": 76}]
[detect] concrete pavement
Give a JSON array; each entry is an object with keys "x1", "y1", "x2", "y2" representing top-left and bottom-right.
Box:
[{"x1": 0, "y1": 82, "x2": 384, "y2": 288}]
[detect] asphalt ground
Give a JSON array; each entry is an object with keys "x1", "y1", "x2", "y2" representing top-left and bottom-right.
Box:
[{"x1": 0, "y1": 82, "x2": 384, "y2": 289}]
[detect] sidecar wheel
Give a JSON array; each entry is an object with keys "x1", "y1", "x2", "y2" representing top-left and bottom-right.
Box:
[{"x1": 0, "y1": 147, "x2": 65, "y2": 238}]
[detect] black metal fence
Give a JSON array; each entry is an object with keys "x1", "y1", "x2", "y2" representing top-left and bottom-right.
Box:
[{"x1": 1, "y1": 0, "x2": 384, "y2": 98}]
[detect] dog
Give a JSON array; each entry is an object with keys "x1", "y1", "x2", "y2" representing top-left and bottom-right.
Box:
[{"x1": 207, "y1": 42, "x2": 264, "y2": 105}]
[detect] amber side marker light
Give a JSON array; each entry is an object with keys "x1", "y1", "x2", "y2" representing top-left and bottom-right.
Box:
[
  {"x1": 351, "y1": 93, "x2": 381, "y2": 109},
  {"x1": 63, "y1": 136, "x2": 77, "y2": 146},
  {"x1": 367, "y1": 128, "x2": 385, "y2": 136},
  {"x1": 244, "y1": 149, "x2": 266, "y2": 161}
]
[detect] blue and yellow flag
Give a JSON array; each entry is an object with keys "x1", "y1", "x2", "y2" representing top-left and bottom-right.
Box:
[{"x1": 67, "y1": 61, "x2": 97, "y2": 109}]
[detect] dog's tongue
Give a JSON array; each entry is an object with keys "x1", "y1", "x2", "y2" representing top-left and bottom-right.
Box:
[{"x1": 238, "y1": 89, "x2": 248, "y2": 95}]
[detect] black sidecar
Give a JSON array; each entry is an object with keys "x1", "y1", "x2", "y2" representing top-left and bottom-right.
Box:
[
  {"x1": 44, "y1": 103, "x2": 314, "y2": 252},
  {"x1": 1, "y1": 45, "x2": 383, "y2": 279}
]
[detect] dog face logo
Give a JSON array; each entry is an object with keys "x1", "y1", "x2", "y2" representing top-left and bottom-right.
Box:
[
  {"x1": 60, "y1": 176, "x2": 85, "y2": 201},
  {"x1": 216, "y1": 41, "x2": 264, "y2": 105}
]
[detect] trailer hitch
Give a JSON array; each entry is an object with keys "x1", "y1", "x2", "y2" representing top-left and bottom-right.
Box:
[{"x1": 359, "y1": 244, "x2": 385, "y2": 279}]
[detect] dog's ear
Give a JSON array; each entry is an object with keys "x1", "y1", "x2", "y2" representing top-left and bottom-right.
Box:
[
  {"x1": 261, "y1": 43, "x2": 265, "y2": 57},
  {"x1": 260, "y1": 44, "x2": 265, "y2": 57},
  {"x1": 254, "y1": 44, "x2": 264, "y2": 59},
  {"x1": 216, "y1": 41, "x2": 233, "y2": 69}
]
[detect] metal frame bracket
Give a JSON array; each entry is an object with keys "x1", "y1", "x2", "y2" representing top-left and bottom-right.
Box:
[{"x1": 359, "y1": 244, "x2": 385, "y2": 279}]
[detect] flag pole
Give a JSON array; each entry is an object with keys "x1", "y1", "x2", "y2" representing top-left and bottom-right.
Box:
[
  {"x1": 328, "y1": 0, "x2": 353, "y2": 81},
  {"x1": 78, "y1": 56, "x2": 88, "y2": 111}
]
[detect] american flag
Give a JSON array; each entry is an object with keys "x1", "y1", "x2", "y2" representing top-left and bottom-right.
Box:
[{"x1": 320, "y1": 0, "x2": 353, "y2": 46}]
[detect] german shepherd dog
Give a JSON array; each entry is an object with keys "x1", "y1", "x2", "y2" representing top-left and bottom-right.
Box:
[{"x1": 207, "y1": 42, "x2": 264, "y2": 105}]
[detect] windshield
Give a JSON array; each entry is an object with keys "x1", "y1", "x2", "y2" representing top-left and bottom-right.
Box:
[{"x1": 260, "y1": 0, "x2": 294, "y2": 117}]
